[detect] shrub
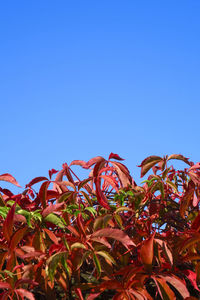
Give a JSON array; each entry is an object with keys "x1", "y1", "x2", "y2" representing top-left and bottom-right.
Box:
[{"x1": 0, "y1": 153, "x2": 200, "y2": 299}]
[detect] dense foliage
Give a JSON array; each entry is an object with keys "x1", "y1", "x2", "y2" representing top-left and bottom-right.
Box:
[{"x1": 0, "y1": 153, "x2": 200, "y2": 299}]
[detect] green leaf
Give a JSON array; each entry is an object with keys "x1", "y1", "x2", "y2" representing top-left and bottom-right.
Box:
[
  {"x1": 1, "y1": 270, "x2": 15, "y2": 278},
  {"x1": 71, "y1": 242, "x2": 87, "y2": 250},
  {"x1": 0, "y1": 206, "x2": 9, "y2": 219},
  {"x1": 44, "y1": 213, "x2": 65, "y2": 228},
  {"x1": 16, "y1": 209, "x2": 32, "y2": 227},
  {"x1": 96, "y1": 251, "x2": 116, "y2": 265},
  {"x1": 115, "y1": 207, "x2": 133, "y2": 214},
  {"x1": 58, "y1": 191, "x2": 73, "y2": 203},
  {"x1": 31, "y1": 210, "x2": 42, "y2": 222},
  {"x1": 166, "y1": 180, "x2": 178, "y2": 193},
  {"x1": 75, "y1": 251, "x2": 91, "y2": 270},
  {"x1": 114, "y1": 214, "x2": 124, "y2": 229},
  {"x1": 84, "y1": 207, "x2": 97, "y2": 217},
  {"x1": 62, "y1": 237, "x2": 70, "y2": 251},
  {"x1": 61, "y1": 256, "x2": 71, "y2": 277},
  {"x1": 93, "y1": 253, "x2": 101, "y2": 277},
  {"x1": 46, "y1": 252, "x2": 67, "y2": 282}
]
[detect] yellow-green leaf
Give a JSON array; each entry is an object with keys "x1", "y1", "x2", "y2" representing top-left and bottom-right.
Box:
[
  {"x1": 97, "y1": 251, "x2": 116, "y2": 265},
  {"x1": 71, "y1": 242, "x2": 87, "y2": 250}
]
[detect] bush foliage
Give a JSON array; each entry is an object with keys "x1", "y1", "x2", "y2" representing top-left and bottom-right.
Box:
[{"x1": 0, "y1": 153, "x2": 200, "y2": 299}]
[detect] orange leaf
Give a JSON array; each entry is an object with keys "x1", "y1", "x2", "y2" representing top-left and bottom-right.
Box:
[
  {"x1": 9, "y1": 227, "x2": 27, "y2": 251},
  {"x1": 140, "y1": 232, "x2": 155, "y2": 267}
]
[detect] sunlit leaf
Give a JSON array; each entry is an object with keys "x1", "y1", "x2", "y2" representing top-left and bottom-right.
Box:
[
  {"x1": 160, "y1": 275, "x2": 190, "y2": 298},
  {"x1": 25, "y1": 176, "x2": 48, "y2": 188},
  {"x1": 46, "y1": 252, "x2": 67, "y2": 282},
  {"x1": 108, "y1": 153, "x2": 124, "y2": 161},
  {"x1": 71, "y1": 242, "x2": 87, "y2": 250},
  {"x1": 167, "y1": 154, "x2": 191, "y2": 165},
  {"x1": 44, "y1": 213, "x2": 65, "y2": 228},
  {"x1": 90, "y1": 228, "x2": 135, "y2": 248},
  {"x1": 0, "y1": 173, "x2": 21, "y2": 187},
  {"x1": 138, "y1": 156, "x2": 163, "y2": 178},
  {"x1": 140, "y1": 232, "x2": 155, "y2": 268},
  {"x1": 3, "y1": 202, "x2": 16, "y2": 241}
]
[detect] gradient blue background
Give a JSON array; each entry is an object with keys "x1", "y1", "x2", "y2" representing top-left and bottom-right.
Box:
[{"x1": 1, "y1": 1, "x2": 200, "y2": 191}]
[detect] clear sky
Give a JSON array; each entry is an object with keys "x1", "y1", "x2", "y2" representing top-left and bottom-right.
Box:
[{"x1": 1, "y1": 1, "x2": 200, "y2": 191}]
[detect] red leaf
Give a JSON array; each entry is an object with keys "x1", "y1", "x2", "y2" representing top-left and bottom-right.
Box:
[
  {"x1": 14, "y1": 214, "x2": 27, "y2": 223},
  {"x1": 192, "y1": 212, "x2": 200, "y2": 230},
  {"x1": 100, "y1": 279, "x2": 123, "y2": 290},
  {"x1": 85, "y1": 156, "x2": 105, "y2": 169},
  {"x1": 54, "y1": 168, "x2": 65, "y2": 182},
  {"x1": 70, "y1": 160, "x2": 87, "y2": 168},
  {"x1": 193, "y1": 192, "x2": 199, "y2": 207},
  {"x1": 53, "y1": 165, "x2": 75, "y2": 192},
  {"x1": 15, "y1": 279, "x2": 38, "y2": 288},
  {"x1": 108, "y1": 153, "x2": 124, "y2": 161},
  {"x1": 167, "y1": 154, "x2": 191, "y2": 166},
  {"x1": 21, "y1": 251, "x2": 45, "y2": 259},
  {"x1": 152, "y1": 276, "x2": 175, "y2": 299},
  {"x1": 92, "y1": 160, "x2": 107, "y2": 179},
  {"x1": 110, "y1": 161, "x2": 132, "y2": 187},
  {"x1": 90, "y1": 237, "x2": 111, "y2": 249},
  {"x1": 140, "y1": 232, "x2": 155, "y2": 266},
  {"x1": 0, "y1": 187, "x2": 13, "y2": 197},
  {"x1": 90, "y1": 228, "x2": 135, "y2": 249},
  {"x1": 42, "y1": 203, "x2": 64, "y2": 218},
  {"x1": 67, "y1": 225, "x2": 80, "y2": 238},
  {"x1": 189, "y1": 162, "x2": 200, "y2": 171},
  {"x1": 9, "y1": 227, "x2": 27, "y2": 251},
  {"x1": 16, "y1": 289, "x2": 35, "y2": 300},
  {"x1": 77, "y1": 213, "x2": 86, "y2": 237},
  {"x1": 189, "y1": 171, "x2": 200, "y2": 186},
  {"x1": 62, "y1": 163, "x2": 74, "y2": 183},
  {"x1": 87, "y1": 293, "x2": 101, "y2": 300},
  {"x1": 182, "y1": 270, "x2": 200, "y2": 291},
  {"x1": 160, "y1": 275, "x2": 190, "y2": 298},
  {"x1": 48, "y1": 169, "x2": 58, "y2": 180},
  {"x1": 38, "y1": 181, "x2": 50, "y2": 209},
  {"x1": 0, "y1": 173, "x2": 21, "y2": 187},
  {"x1": 100, "y1": 175, "x2": 119, "y2": 192},
  {"x1": 74, "y1": 288, "x2": 84, "y2": 300},
  {"x1": 43, "y1": 228, "x2": 59, "y2": 244},
  {"x1": 3, "y1": 202, "x2": 16, "y2": 241},
  {"x1": 71, "y1": 157, "x2": 105, "y2": 170},
  {"x1": 46, "y1": 190, "x2": 59, "y2": 201},
  {"x1": 0, "y1": 282, "x2": 11, "y2": 289},
  {"x1": 138, "y1": 156, "x2": 163, "y2": 177},
  {"x1": 95, "y1": 177, "x2": 110, "y2": 210},
  {"x1": 180, "y1": 188, "x2": 194, "y2": 218},
  {"x1": 78, "y1": 178, "x2": 92, "y2": 192},
  {"x1": 25, "y1": 177, "x2": 48, "y2": 188}
]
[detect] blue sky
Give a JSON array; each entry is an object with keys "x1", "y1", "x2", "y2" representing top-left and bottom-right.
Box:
[{"x1": 1, "y1": 1, "x2": 200, "y2": 191}]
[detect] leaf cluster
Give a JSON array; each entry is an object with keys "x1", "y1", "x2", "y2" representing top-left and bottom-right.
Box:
[{"x1": 0, "y1": 153, "x2": 200, "y2": 299}]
